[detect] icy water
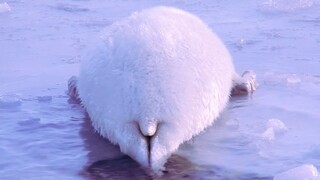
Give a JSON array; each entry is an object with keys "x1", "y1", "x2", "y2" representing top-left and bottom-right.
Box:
[{"x1": 1, "y1": 0, "x2": 320, "y2": 179}]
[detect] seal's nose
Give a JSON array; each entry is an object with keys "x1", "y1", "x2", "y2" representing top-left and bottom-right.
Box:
[{"x1": 138, "y1": 120, "x2": 158, "y2": 138}]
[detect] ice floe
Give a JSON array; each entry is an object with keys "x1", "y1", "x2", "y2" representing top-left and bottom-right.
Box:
[{"x1": 262, "y1": 119, "x2": 287, "y2": 140}]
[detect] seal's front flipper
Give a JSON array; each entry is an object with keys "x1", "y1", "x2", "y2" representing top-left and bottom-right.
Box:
[
  {"x1": 68, "y1": 76, "x2": 81, "y2": 103},
  {"x1": 231, "y1": 71, "x2": 257, "y2": 96}
]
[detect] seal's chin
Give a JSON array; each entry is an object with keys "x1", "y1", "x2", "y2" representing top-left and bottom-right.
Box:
[
  {"x1": 120, "y1": 135, "x2": 171, "y2": 174},
  {"x1": 148, "y1": 139, "x2": 172, "y2": 173}
]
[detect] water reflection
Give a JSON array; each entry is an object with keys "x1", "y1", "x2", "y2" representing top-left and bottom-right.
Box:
[{"x1": 85, "y1": 156, "x2": 152, "y2": 180}]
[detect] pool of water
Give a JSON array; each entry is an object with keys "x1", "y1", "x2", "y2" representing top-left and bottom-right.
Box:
[{"x1": 1, "y1": 0, "x2": 320, "y2": 179}]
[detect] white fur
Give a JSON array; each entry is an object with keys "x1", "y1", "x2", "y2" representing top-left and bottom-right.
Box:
[{"x1": 78, "y1": 6, "x2": 235, "y2": 171}]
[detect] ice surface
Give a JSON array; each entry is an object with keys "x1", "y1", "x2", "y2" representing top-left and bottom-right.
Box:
[
  {"x1": 37, "y1": 96, "x2": 52, "y2": 102},
  {"x1": 0, "y1": 2, "x2": 10, "y2": 13},
  {"x1": 264, "y1": 72, "x2": 303, "y2": 86},
  {"x1": 274, "y1": 164, "x2": 320, "y2": 180},
  {"x1": 1, "y1": 0, "x2": 320, "y2": 179},
  {"x1": 262, "y1": 0, "x2": 315, "y2": 12}
]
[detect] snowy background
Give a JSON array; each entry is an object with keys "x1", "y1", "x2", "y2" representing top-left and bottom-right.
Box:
[{"x1": 1, "y1": 0, "x2": 320, "y2": 179}]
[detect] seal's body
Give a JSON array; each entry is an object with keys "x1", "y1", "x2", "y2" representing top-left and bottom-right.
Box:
[{"x1": 69, "y1": 6, "x2": 257, "y2": 172}]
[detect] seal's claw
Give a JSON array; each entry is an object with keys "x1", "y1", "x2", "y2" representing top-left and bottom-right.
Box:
[
  {"x1": 231, "y1": 70, "x2": 257, "y2": 96},
  {"x1": 68, "y1": 76, "x2": 80, "y2": 102}
]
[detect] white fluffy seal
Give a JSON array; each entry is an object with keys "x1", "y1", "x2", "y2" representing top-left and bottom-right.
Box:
[{"x1": 68, "y1": 6, "x2": 257, "y2": 172}]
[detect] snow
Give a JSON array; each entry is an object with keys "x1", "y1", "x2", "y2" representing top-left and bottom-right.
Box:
[
  {"x1": 1, "y1": 0, "x2": 320, "y2": 179},
  {"x1": 274, "y1": 164, "x2": 320, "y2": 180}
]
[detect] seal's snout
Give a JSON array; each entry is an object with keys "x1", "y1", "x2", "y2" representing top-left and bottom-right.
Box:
[{"x1": 137, "y1": 120, "x2": 159, "y2": 167}]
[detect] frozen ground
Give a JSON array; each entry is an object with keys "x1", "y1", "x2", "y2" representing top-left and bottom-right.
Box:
[{"x1": 1, "y1": 0, "x2": 320, "y2": 179}]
